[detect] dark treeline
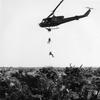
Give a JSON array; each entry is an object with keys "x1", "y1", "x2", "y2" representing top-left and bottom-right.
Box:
[{"x1": 0, "y1": 66, "x2": 100, "y2": 100}]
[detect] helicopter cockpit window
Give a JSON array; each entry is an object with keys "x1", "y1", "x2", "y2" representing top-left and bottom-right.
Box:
[{"x1": 42, "y1": 19, "x2": 45, "y2": 23}]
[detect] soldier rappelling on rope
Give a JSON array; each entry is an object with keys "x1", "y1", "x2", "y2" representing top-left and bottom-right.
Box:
[
  {"x1": 49, "y1": 52, "x2": 54, "y2": 58},
  {"x1": 47, "y1": 38, "x2": 51, "y2": 44}
]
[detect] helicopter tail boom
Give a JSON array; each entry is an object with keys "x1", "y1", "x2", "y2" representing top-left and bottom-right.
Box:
[{"x1": 57, "y1": 8, "x2": 92, "y2": 25}]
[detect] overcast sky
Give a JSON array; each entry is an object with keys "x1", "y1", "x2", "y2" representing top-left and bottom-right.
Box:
[{"x1": 0, "y1": 0, "x2": 100, "y2": 67}]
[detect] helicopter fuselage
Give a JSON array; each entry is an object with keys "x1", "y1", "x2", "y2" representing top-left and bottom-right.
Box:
[
  {"x1": 39, "y1": 16, "x2": 65, "y2": 27},
  {"x1": 39, "y1": 15, "x2": 82, "y2": 28},
  {"x1": 39, "y1": 8, "x2": 91, "y2": 29},
  {"x1": 39, "y1": 0, "x2": 92, "y2": 31}
]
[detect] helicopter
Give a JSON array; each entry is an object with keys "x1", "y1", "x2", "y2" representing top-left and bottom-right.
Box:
[{"x1": 39, "y1": 0, "x2": 93, "y2": 32}]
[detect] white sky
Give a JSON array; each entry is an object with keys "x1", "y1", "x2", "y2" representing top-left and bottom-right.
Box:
[{"x1": 0, "y1": 0, "x2": 100, "y2": 67}]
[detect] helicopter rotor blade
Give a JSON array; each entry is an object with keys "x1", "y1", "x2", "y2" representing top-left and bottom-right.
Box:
[
  {"x1": 86, "y1": 7, "x2": 93, "y2": 9},
  {"x1": 47, "y1": 0, "x2": 64, "y2": 18}
]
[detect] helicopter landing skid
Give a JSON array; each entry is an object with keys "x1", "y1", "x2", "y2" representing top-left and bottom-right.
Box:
[
  {"x1": 46, "y1": 28, "x2": 51, "y2": 32},
  {"x1": 46, "y1": 27, "x2": 59, "y2": 32}
]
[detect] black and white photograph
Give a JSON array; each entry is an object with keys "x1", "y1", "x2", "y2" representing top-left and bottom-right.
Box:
[{"x1": 0, "y1": 0, "x2": 100, "y2": 100}]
